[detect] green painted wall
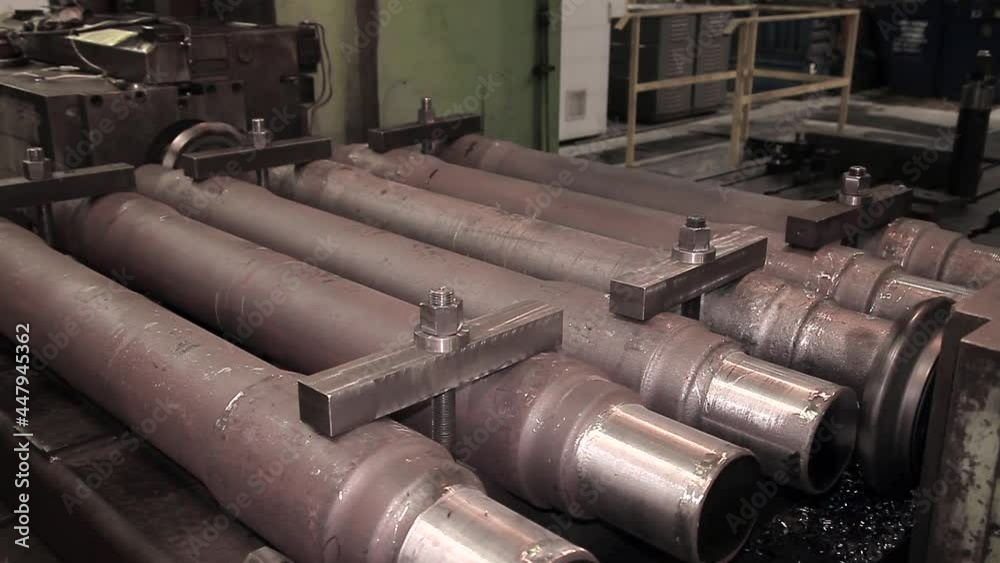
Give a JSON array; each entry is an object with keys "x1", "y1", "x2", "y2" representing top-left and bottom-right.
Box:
[
  {"x1": 278, "y1": 1, "x2": 560, "y2": 150},
  {"x1": 277, "y1": 1, "x2": 361, "y2": 144}
]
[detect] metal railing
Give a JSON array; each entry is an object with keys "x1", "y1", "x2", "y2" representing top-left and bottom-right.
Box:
[{"x1": 615, "y1": 3, "x2": 861, "y2": 167}]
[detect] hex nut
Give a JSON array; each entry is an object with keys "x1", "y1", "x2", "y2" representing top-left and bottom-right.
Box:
[
  {"x1": 842, "y1": 167, "x2": 871, "y2": 196},
  {"x1": 22, "y1": 158, "x2": 53, "y2": 181},
  {"x1": 677, "y1": 224, "x2": 713, "y2": 253},
  {"x1": 419, "y1": 299, "x2": 465, "y2": 336}
]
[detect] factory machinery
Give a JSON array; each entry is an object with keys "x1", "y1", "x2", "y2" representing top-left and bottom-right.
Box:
[{"x1": 0, "y1": 6, "x2": 999, "y2": 563}]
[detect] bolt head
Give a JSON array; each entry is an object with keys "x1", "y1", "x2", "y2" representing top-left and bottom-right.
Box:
[
  {"x1": 22, "y1": 157, "x2": 53, "y2": 181},
  {"x1": 842, "y1": 166, "x2": 871, "y2": 196},
  {"x1": 420, "y1": 298, "x2": 464, "y2": 336},
  {"x1": 677, "y1": 223, "x2": 713, "y2": 252}
]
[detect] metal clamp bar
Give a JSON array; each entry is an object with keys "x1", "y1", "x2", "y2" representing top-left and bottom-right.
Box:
[
  {"x1": 0, "y1": 163, "x2": 135, "y2": 209},
  {"x1": 368, "y1": 111, "x2": 483, "y2": 154},
  {"x1": 177, "y1": 136, "x2": 333, "y2": 181},
  {"x1": 785, "y1": 183, "x2": 913, "y2": 250},
  {"x1": 299, "y1": 300, "x2": 563, "y2": 438},
  {"x1": 610, "y1": 230, "x2": 768, "y2": 321}
]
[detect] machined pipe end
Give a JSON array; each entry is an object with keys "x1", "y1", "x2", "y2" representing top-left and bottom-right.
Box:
[
  {"x1": 706, "y1": 353, "x2": 859, "y2": 495},
  {"x1": 576, "y1": 403, "x2": 761, "y2": 563},
  {"x1": 399, "y1": 487, "x2": 596, "y2": 563},
  {"x1": 859, "y1": 296, "x2": 952, "y2": 495}
]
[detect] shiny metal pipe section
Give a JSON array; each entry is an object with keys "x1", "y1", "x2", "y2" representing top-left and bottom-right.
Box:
[
  {"x1": 57, "y1": 193, "x2": 757, "y2": 562},
  {"x1": 0, "y1": 219, "x2": 590, "y2": 563},
  {"x1": 700, "y1": 272, "x2": 952, "y2": 493},
  {"x1": 862, "y1": 218, "x2": 1000, "y2": 288},
  {"x1": 440, "y1": 134, "x2": 817, "y2": 233},
  {"x1": 137, "y1": 164, "x2": 854, "y2": 495},
  {"x1": 399, "y1": 488, "x2": 595, "y2": 563},
  {"x1": 333, "y1": 145, "x2": 968, "y2": 322}
]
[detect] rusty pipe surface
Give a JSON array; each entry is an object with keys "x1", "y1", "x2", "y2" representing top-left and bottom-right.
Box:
[
  {"x1": 0, "y1": 219, "x2": 598, "y2": 563},
  {"x1": 438, "y1": 136, "x2": 996, "y2": 295},
  {"x1": 273, "y1": 158, "x2": 942, "y2": 493},
  {"x1": 862, "y1": 218, "x2": 1000, "y2": 288},
  {"x1": 136, "y1": 164, "x2": 857, "y2": 495},
  {"x1": 333, "y1": 145, "x2": 969, "y2": 323},
  {"x1": 53, "y1": 193, "x2": 757, "y2": 563}
]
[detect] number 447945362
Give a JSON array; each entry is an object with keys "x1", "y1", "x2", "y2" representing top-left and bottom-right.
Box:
[{"x1": 14, "y1": 324, "x2": 30, "y2": 424}]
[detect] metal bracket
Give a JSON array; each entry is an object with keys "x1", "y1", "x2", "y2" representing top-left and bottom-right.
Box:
[
  {"x1": 368, "y1": 113, "x2": 483, "y2": 154},
  {"x1": 610, "y1": 231, "x2": 768, "y2": 321},
  {"x1": 299, "y1": 300, "x2": 563, "y2": 438},
  {"x1": 177, "y1": 136, "x2": 333, "y2": 181},
  {"x1": 910, "y1": 279, "x2": 1000, "y2": 563},
  {"x1": 0, "y1": 163, "x2": 135, "y2": 209},
  {"x1": 785, "y1": 184, "x2": 913, "y2": 250}
]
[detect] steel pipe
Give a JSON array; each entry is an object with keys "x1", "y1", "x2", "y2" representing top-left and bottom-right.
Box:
[
  {"x1": 861, "y1": 218, "x2": 1000, "y2": 289},
  {"x1": 441, "y1": 134, "x2": 816, "y2": 234},
  {"x1": 136, "y1": 164, "x2": 857, "y2": 495},
  {"x1": 439, "y1": 135, "x2": 1000, "y2": 291},
  {"x1": 54, "y1": 193, "x2": 759, "y2": 563},
  {"x1": 271, "y1": 158, "x2": 935, "y2": 493},
  {"x1": 333, "y1": 146, "x2": 969, "y2": 322},
  {"x1": 0, "y1": 219, "x2": 592, "y2": 563}
]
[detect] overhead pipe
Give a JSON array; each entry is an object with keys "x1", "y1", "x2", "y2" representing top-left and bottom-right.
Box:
[
  {"x1": 136, "y1": 164, "x2": 858, "y2": 496},
  {"x1": 333, "y1": 146, "x2": 970, "y2": 323},
  {"x1": 270, "y1": 158, "x2": 940, "y2": 493},
  {"x1": 0, "y1": 219, "x2": 592, "y2": 563},
  {"x1": 439, "y1": 135, "x2": 1000, "y2": 289},
  {"x1": 53, "y1": 193, "x2": 760, "y2": 563}
]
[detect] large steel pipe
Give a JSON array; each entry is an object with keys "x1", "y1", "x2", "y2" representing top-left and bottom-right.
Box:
[
  {"x1": 333, "y1": 146, "x2": 969, "y2": 322},
  {"x1": 53, "y1": 193, "x2": 760, "y2": 563},
  {"x1": 441, "y1": 134, "x2": 813, "y2": 233},
  {"x1": 135, "y1": 164, "x2": 858, "y2": 495},
  {"x1": 439, "y1": 135, "x2": 1000, "y2": 290},
  {"x1": 0, "y1": 219, "x2": 593, "y2": 563},
  {"x1": 271, "y1": 158, "x2": 937, "y2": 493},
  {"x1": 861, "y1": 218, "x2": 1000, "y2": 289}
]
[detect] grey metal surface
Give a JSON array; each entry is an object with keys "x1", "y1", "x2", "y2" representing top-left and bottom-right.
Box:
[
  {"x1": 300, "y1": 300, "x2": 563, "y2": 438},
  {"x1": 368, "y1": 113, "x2": 482, "y2": 154},
  {"x1": 0, "y1": 19, "x2": 317, "y2": 173},
  {"x1": 332, "y1": 146, "x2": 967, "y2": 324},
  {"x1": 611, "y1": 231, "x2": 767, "y2": 320},
  {"x1": 785, "y1": 183, "x2": 913, "y2": 250},
  {"x1": 55, "y1": 191, "x2": 760, "y2": 562},
  {"x1": 0, "y1": 217, "x2": 590, "y2": 563},
  {"x1": 912, "y1": 279, "x2": 1000, "y2": 563},
  {"x1": 0, "y1": 163, "x2": 134, "y2": 208},
  {"x1": 139, "y1": 164, "x2": 857, "y2": 496},
  {"x1": 864, "y1": 218, "x2": 1000, "y2": 289},
  {"x1": 178, "y1": 136, "x2": 332, "y2": 180},
  {"x1": 277, "y1": 158, "x2": 953, "y2": 492}
]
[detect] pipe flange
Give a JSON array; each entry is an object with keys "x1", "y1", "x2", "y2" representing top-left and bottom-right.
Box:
[
  {"x1": 858, "y1": 296, "x2": 953, "y2": 495},
  {"x1": 161, "y1": 122, "x2": 243, "y2": 169}
]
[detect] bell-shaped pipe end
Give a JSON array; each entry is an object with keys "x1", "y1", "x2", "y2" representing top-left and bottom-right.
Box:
[
  {"x1": 575, "y1": 404, "x2": 762, "y2": 563},
  {"x1": 705, "y1": 353, "x2": 859, "y2": 495}
]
